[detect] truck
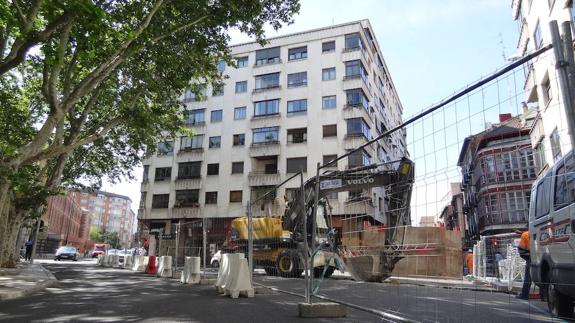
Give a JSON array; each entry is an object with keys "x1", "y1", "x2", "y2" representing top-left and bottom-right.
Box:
[
  {"x1": 91, "y1": 243, "x2": 109, "y2": 258},
  {"x1": 225, "y1": 157, "x2": 414, "y2": 282}
]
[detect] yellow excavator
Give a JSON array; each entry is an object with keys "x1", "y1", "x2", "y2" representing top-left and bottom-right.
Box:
[{"x1": 224, "y1": 157, "x2": 414, "y2": 282}]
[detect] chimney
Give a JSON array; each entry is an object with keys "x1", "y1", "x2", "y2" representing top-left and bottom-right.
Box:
[{"x1": 499, "y1": 113, "x2": 512, "y2": 122}]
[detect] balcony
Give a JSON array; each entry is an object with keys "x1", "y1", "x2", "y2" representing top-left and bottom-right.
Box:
[
  {"x1": 343, "y1": 103, "x2": 371, "y2": 121},
  {"x1": 250, "y1": 113, "x2": 281, "y2": 128},
  {"x1": 248, "y1": 171, "x2": 281, "y2": 187},
  {"x1": 174, "y1": 177, "x2": 202, "y2": 190},
  {"x1": 177, "y1": 147, "x2": 204, "y2": 160},
  {"x1": 254, "y1": 58, "x2": 282, "y2": 68},
  {"x1": 478, "y1": 213, "x2": 528, "y2": 234},
  {"x1": 172, "y1": 206, "x2": 201, "y2": 218},
  {"x1": 252, "y1": 85, "x2": 281, "y2": 94},
  {"x1": 184, "y1": 121, "x2": 206, "y2": 130},
  {"x1": 250, "y1": 141, "x2": 281, "y2": 158},
  {"x1": 344, "y1": 196, "x2": 375, "y2": 215},
  {"x1": 344, "y1": 134, "x2": 375, "y2": 156}
]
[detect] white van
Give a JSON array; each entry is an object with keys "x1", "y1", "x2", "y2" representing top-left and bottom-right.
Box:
[{"x1": 529, "y1": 151, "x2": 575, "y2": 318}]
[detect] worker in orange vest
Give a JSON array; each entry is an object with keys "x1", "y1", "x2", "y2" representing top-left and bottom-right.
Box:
[
  {"x1": 465, "y1": 249, "x2": 473, "y2": 275},
  {"x1": 516, "y1": 230, "x2": 545, "y2": 300}
]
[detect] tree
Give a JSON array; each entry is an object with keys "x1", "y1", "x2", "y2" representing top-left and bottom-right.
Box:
[{"x1": 0, "y1": 0, "x2": 300, "y2": 267}]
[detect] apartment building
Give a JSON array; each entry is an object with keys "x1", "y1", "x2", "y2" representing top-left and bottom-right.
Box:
[
  {"x1": 512, "y1": 0, "x2": 575, "y2": 171},
  {"x1": 72, "y1": 191, "x2": 135, "y2": 248},
  {"x1": 39, "y1": 194, "x2": 92, "y2": 253},
  {"x1": 138, "y1": 20, "x2": 408, "y2": 245},
  {"x1": 458, "y1": 111, "x2": 539, "y2": 240}
]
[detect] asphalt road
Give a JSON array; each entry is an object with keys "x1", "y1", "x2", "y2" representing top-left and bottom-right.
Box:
[{"x1": 0, "y1": 260, "x2": 563, "y2": 323}]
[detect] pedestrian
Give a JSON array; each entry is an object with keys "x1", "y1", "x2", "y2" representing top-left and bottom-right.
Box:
[
  {"x1": 495, "y1": 251, "x2": 503, "y2": 279},
  {"x1": 516, "y1": 229, "x2": 544, "y2": 300},
  {"x1": 465, "y1": 249, "x2": 473, "y2": 275},
  {"x1": 24, "y1": 239, "x2": 33, "y2": 261}
]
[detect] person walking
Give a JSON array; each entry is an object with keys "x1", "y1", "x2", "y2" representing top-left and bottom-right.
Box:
[
  {"x1": 516, "y1": 230, "x2": 544, "y2": 300},
  {"x1": 465, "y1": 249, "x2": 473, "y2": 275},
  {"x1": 24, "y1": 239, "x2": 34, "y2": 261}
]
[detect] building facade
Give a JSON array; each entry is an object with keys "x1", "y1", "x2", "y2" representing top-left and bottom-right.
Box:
[
  {"x1": 40, "y1": 194, "x2": 92, "y2": 253},
  {"x1": 438, "y1": 183, "x2": 465, "y2": 233},
  {"x1": 138, "y1": 20, "x2": 408, "y2": 250},
  {"x1": 71, "y1": 191, "x2": 135, "y2": 248},
  {"x1": 458, "y1": 111, "x2": 539, "y2": 240},
  {"x1": 512, "y1": 0, "x2": 575, "y2": 171}
]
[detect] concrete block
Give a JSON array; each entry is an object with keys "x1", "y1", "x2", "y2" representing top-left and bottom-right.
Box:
[
  {"x1": 181, "y1": 257, "x2": 201, "y2": 284},
  {"x1": 298, "y1": 302, "x2": 347, "y2": 318}
]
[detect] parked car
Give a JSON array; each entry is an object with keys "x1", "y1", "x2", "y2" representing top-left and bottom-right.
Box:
[
  {"x1": 529, "y1": 151, "x2": 575, "y2": 319},
  {"x1": 210, "y1": 250, "x2": 221, "y2": 268},
  {"x1": 54, "y1": 246, "x2": 79, "y2": 261}
]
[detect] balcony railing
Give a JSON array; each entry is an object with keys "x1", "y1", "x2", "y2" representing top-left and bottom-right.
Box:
[
  {"x1": 248, "y1": 171, "x2": 281, "y2": 187},
  {"x1": 251, "y1": 112, "x2": 280, "y2": 120},
  {"x1": 254, "y1": 58, "x2": 282, "y2": 67},
  {"x1": 178, "y1": 147, "x2": 204, "y2": 155},
  {"x1": 252, "y1": 85, "x2": 281, "y2": 94}
]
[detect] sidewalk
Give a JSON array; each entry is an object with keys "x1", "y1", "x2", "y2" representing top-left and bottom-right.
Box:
[{"x1": 0, "y1": 261, "x2": 59, "y2": 301}]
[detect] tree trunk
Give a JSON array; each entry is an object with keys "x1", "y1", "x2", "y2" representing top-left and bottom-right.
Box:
[{"x1": 0, "y1": 207, "x2": 23, "y2": 267}]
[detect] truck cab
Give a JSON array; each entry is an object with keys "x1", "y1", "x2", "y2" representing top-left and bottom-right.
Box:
[{"x1": 529, "y1": 151, "x2": 575, "y2": 318}]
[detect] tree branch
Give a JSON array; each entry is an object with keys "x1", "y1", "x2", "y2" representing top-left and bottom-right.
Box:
[
  {"x1": 150, "y1": 15, "x2": 208, "y2": 43},
  {"x1": 62, "y1": 41, "x2": 80, "y2": 100},
  {"x1": 48, "y1": 21, "x2": 74, "y2": 112},
  {"x1": 0, "y1": 10, "x2": 76, "y2": 77}
]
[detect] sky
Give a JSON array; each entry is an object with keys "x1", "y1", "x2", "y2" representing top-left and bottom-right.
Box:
[{"x1": 102, "y1": 0, "x2": 521, "y2": 224}]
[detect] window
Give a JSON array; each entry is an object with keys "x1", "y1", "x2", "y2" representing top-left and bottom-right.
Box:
[
  {"x1": 253, "y1": 127, "x2": 279, "y2": 144},
  {"x1": 550, "y1": 128, "x2": 562, "y2": 161},
  {"x1": 287, "y1": 72, "x2": 307, "y2": 88},
  {"x1": 345, "y1": 60, "x2": 367, "y2": 80},
  {"x1": 322, "y1": 41, "x2": 335, "y2": 53},
  {"x1": 255, "y1": 47, "x2": 280, "y2": 66},
  {"x1": 345, "y1": 33, "x2": 365, "y2": 51},
  {"x1": 323, "y1": 124, "x2": 337, "y2": 137},
  {"x1": 230, "y1": 190, "x2": 243, "y2": 203},
  {"x1": 234, "y1": 106, "x2": 247, "y2": 120},
  {"x1": 184, "y1": 109, "x2": 205, "y2": 125},
  {"x1": 233, "y1": 134, "x2": 245, "y2": 146},
  {"x1": 535, "y1": 174, "x2": 551, "y2": 218},
  {"x1": 180, "y1": 135, "x2": 204, "y2": 150},
  {"x1": 235, "y1": 81, "x2": 247, "y2": 93},
  {"x1": 288, "y1": 46, "x2": 307, "y2": 61},
  {"x1": 255, "y1": 73, "x2": 280, "y2": 90},
  {"x1": 287, "y1": 99, "x2": 307, "y2": 115},
  {"x1": 322, "y1": 96, "x2": 337, "y2": 109},
  {"x1": 212, "y1": 83, "x2": 223, "y2": 96},
  {"x1": 175, "y1": 190, "x2": 199, "y2": 207},
  {"x1": 237, "y1": 56, "x2": 248, "y2": 68},
  {"x1": 346, "y1": 88, "x2": 369, "y2": 110},
  {"x1": 205, "y1": 192, "x2": 218, "y2": 205},
  {"x1": 254, "y1": 99, "x2": 279, "y2": 116},
  {"x1": 322, "y1": 67, "x2": 336, "y2": 81},
  {"x1": 285, "y1": 188, "x2": 299, "y2": 200},
  {"x1": 152, "y1": 194, "x2": 169, "y2": 208},
  {"x1": 178, "y1": 162, "x2": 201, "y2": 179},
  {"x1": 348, "y1": 149, "x2": 371, "y2": 168},
  {"x1": 287, "y1": 128, "x2": 307, "y2": 144},
  {"x1": 143, "y1": 165, "x2": 149, "y2": 182},
  {"x1": 209, "y1": 136, "x2": 221, "y2": 148},
  {"x1": 264, "y1": 163, "x2": 278, "y2": 174},
  {"x1": 157, "y1": 141, "x2": 173, "y2": 156},
  {"x1": 323, "y1": 155, "x2": 338, "y2": 167},
  {"x1": 287, "y1": 157, "x2": 307, "y2": 173},
  {"x1": 231, "y1": 162, "x2": 244, "y2": 174},
  {"x1": 154, "y1": 167, "x2": 172, "y2": 181},
  {"x1": 534, "y1": 21, "x2": 543, "y2": 49},
  {"x1": 211, "y1": 110, "x2": 222, "y2": 122},
  {"x1": 207, "y1": 163, "x2": 219, "y2": 175},
  {"x1": 543, "y1": 77, "x2": 552, "y2": 106},
  {"x1": 534, "y1": 141, "x2": 547, "y2": 170},
  {"x1": 347, "y1": 118, "x2": 370, "y2": 139}
]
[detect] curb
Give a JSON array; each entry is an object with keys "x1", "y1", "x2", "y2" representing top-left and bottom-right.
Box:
[{"x1": 0, "y1": 264, "x2": 59, "y2": 301}]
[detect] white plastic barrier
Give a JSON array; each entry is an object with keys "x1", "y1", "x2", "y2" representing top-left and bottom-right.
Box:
[
  {"x1": 215, "y1": 253, "x2": 253, "y2": 298},
  {"x1": 132, "y1": 255, "x2": 144, "y2": 271},
  {"x1": 111, "y1": 255, "x2": 120, "y2": 268},
  {"x1": 97, "y1": 255, "x2": 105, "y2": 266},
  {"x1": 104, "y1": 255, "x2": 113, "y2": 267},
  {"x1": 157, "y1": 256, "x2": 173, "y2": 278},
  {"x1": 123, "y1": 255, "x2": 133, "y2": 269},
  {"x1": 181, "y1": 256, "x2": 201, "y2": 284},
  {"x1": 142, "y1": 256, "x2": 150, "y2": 272}
]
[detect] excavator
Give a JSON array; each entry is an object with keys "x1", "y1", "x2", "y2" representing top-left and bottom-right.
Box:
[{"x1": 224, "y1": 157, "x2": 414, "y2": 282}]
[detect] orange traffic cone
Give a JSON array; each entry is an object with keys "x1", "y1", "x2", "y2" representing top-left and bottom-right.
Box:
[{"x1": 146, "y1": 256, "x2": 158, "y2": 274}]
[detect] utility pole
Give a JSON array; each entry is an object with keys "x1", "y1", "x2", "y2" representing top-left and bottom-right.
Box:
[{"x1": 550, "y1": 20, "x2": 575, "y2": 151}]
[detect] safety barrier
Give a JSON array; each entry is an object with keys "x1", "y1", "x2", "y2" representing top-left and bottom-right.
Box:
[
  {"x1": 131, "y1": 255, "x2": 144, "y2": 271},
  {"x1": 112, "y1": 255, "x2": 120, "y2": 268},
  {"x1": 215, "y1": 253, "x2": 254, "y2": 298},
  {"x1": 123, "y1": 255, "x2": 133, "y2": 269},
  {"x1": 145, "y1": 255, "x2": 158, "y2": 275},
  {"x1": 157, "y1": 256, "x2": 173, "y2": 278},
  {"x1": 97, "y1": 254, "x2": 105, "y2": 266},
  {"x1": 181, "y1": 256, "x2": 201, "y2": 284}
]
